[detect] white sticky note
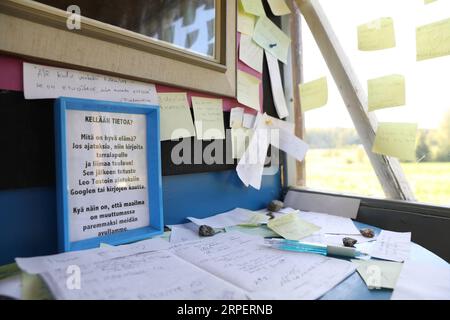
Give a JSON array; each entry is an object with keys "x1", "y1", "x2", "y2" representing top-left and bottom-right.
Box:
[
  {"x1": 370, "y1": 230, "x2": 411, "y2": 262},
  {"x1": 240, "y1": 34, "x2": 264, "y2": 73},
  {"x1": 265, "y1": 51, "x2": 289, "y2": 119},
  {"x1": 243, "y1": 113, "x2": 257, "y2": 129},
  {"x1": 271, "y1": 127, "x2": 308, "y2": 162},
  {"x1": 23, "y1": 62, "x2": 159, "y2": 105},
  {"x1": 192, "y1": 97, "x2": 225, "y2": 140},
  {"x1": 158, "y1": 92, "x2": 196, "y2": 141},
  {"x1": 230, "y1": 107, "x2": 245, "y2": 128},
  {"x1": 352, "y1": 260, "x2": 403, "y2": 290}
]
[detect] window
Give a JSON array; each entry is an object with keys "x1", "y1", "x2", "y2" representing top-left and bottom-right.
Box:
[
  {"x1": 300, "y1": 0, "x2": 450, "y2": 206},
  {"x1": 0, "y1": 0, "x2": 236, "y2": 96}
]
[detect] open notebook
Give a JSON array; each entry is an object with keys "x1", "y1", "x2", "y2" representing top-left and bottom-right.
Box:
[{"x1": 16, "y1": 233, "x2": 355, "y2": 300}]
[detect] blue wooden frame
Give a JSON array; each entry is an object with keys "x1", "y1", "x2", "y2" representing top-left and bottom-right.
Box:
[{"x1": 54, "y1": 97, "x2": 163, "y2": 252}]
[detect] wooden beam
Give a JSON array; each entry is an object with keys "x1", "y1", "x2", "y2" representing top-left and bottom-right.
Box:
[
  {"x1": 296, "y1": 0, "x2": 415, "y2": 201},
  {"x1": 288, "y1": 0, "x2": 306, "y2": 186}
]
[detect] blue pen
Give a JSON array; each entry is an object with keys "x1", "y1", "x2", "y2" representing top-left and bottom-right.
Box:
[{"x1": 264, "y1": 238, "x2": 368, "y2": 258}]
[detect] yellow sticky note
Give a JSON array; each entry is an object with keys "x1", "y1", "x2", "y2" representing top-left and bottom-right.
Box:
[
  {"x1": 238, "y1": 212, "x2": 267, "y2": 227},
  {"x1": 424, "y1": 0, "x2": 437, "y2": 4},
  {"x1": 240, "y1": 0, "x2": 266, "y2": 16},
  {"x1": 267, "y1": 0, "x2": 291, "y2": 16},
  {"x1": 352, "y1": 260, "x2": 403, "y2": 290},
  {"x1": 299, "y1": 77, "x2": 328, "y2": 112},
  {"x1": 358, "y1": 18, "x2": 396, "y2": 51},
  {"x1": 237, "y1": 70, "x2": 261, "y2": 111},
  {"x1": 368, "y1": 74, "x2": 406, "y2": 111},
  {"x1": 232, "y1": 127, "x2": 254, "y2": 159},
  {"x1": 158, "y1": 93, "x2": 196, "y2": 141},
  {"x1": 192, "y1": 97, "x2": 225, "y2": 140},
  {"x1": 267, "y1": 212, "x2": 321, "y2": 241},
  {"x1": 253, "y1": 16, "x2": 291, "y2": 64},
  {"x1": 240, "y1": 34, "x2": 264, "y2": 73},
  {"x1": 238, "y1": 1, "x2": 255, "y2": 35},
  {"x1": 21, "y1": 273, "x2": 52, "y2": 300},
  {"x1": 416, "y1": 18, "x2": 450, "y2": 61},
  {"x1": 372, "y1": 123, "x2": 418, "y2": 161}
]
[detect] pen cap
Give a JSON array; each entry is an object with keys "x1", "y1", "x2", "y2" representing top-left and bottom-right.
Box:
[{"x1": 327, "y1": 245, "x2": 356, "y2": 258}]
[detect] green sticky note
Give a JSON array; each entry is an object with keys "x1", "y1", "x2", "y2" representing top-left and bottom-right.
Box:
[
  {"x1": 352, "y1": 259, "x2": 403, "y2": 290},
  {"x1": 267, "y1": 212, "x2": 321, "y2": 240},
  {"x1": 416, "y1": 18, "x2": 450, "y2": 61},
  {"x1": 368, "y1": 74, "x2": 406, "y2": 111},
  {"x1": 372, "y1": 122, "x2": 418, "y2": 161},
  {"x1": 252, "y1": 16, "x2": 291, "y2": 64},
  {"x1": 299, "y1": 77, "x2": 328, "y2": 112},
  {"x1": 21, "y1": 273, "x2": 53, "y2": 300},
  {"x1": 358, "y1": 17, "x2": 396, "y2": 51},
  {"x1": 0, "y1": 262, "x2": 20, "y2": 281}
]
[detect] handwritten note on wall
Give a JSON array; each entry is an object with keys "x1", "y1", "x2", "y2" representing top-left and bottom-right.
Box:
[
  {"x1": 358, "y1": 18, "x2": 396, "y2": 51},
  {"x1": 416, "y1": 18, "x2": 450, "y2": 61},
  {"x1": 238, "y1": 0, "x2": 255, "y2": 35},
  {"x1": 237, "y1": 70, "x2": 261, "y2": 111},
  {"x1": 368, "y1": 74, "x2": 406, "y2": 111},
  {"x1": 299, "y1": 77, "x2": 328, "y2": 112},
  {"x1": 372, "y1": 123, "x2": 418, "y2": 161},
  {"x1": 240, "y1": 0, "x2": 266, "y2": 16},
  {"x1": 192, "y1": 97, "x2": 225, "y2": 140},
  {"x1": 253, "y1": 16, "x2": 291, "y2": 64},
  {"x1": 267, "y1": 0, "x2": 291, "y2": 16},
  {"x1": 158, "y1": 93, "x2": 196, "y2": 141},
  {"x1": 240, "y1": 34, "x2": 264, "y2": 73},
  {"x1": 23, "y1": 63, "x2": 159, "y2": 105}
]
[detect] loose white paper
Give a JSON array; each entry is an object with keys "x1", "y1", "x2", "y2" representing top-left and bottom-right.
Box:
[
  {"x1": 391, "y1": 261, "x2": 450, "y2": 300},
  {"x1": 187, "y1": 208, "x2": 256, "y2": 229},
  {"x1": 66, "y1": 110, "x2": 150, "y2": 242},
  {"x1": 265, "y1": 51, "x2": 289, "y2": 119},
  {"x1": 370, "y1": 230, "x2": 411, "y2": 262},
  {"x1": 172, "y1": 232, "x2": 356, "y2": 300},
  {"x1": 169, "y1": 223, "x2": 201, "y2": 243},
  {"x1": 230, "y1": 107, "x2": 245, "y2": 129},
  {"x1": 271, "y1": 127, "x2": 308, "y2": 162},
  {"x1": 23, "y1": 63, "x2": 159, "y2": 105},
  {"x1": 298, "y1": 211, "x2": 361, "y2": 235}
]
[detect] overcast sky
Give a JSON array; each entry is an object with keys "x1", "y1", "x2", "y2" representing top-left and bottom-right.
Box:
[{"x1": 302, "y1": 0, "x2": 450, "y2": 129}]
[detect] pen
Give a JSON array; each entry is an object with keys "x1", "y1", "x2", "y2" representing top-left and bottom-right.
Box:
[{"x1": 264, "y1": 238, "x2": 368, "y2": 258}]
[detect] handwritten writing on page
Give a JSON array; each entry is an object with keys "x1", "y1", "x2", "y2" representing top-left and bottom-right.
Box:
[
  {"x1": 370, "y1": 230, "x2": 411, "y2": 262},
  {"x1": 267, "y1": 0, "x2": 291, "y2": 16},
  {"x1": 40, "y1": 250, "x2": 248, "y2": 300},
  {"x1": 23, "y1": 63, "x2": 158, "y2": 105},
  {"x1": 240, "y1": 0, "x2": 266, "y2": 16},
  {"x1": 232, "y1": 128, "x2": 253, "y2": 159},
  {"x1": 268, "y1": 212, "x2": 321, "y2": 240},
  {"x1": 172, "y1": 232, "x2": 356, "y2": 300},
  {"x1": 372, "y1": 123, "x2": 418, "y2": 161},
  {"x1": 416, "y1": 18, "x2": 450, "y2": 61},
  {"x1": 391, "y1": 261, "x2": 450, "y2": 300},
  {"x1": 191, "y1": 97, "x2": 225, "y2": 140},
  {"x1": 240, "y1": 34, "x2": 264, "y2": 73},
  {"x1": 368, "y1": 74, "x2": 406, "y2": 112},
  {"x1": 358, "y1": 18, "x2": 396, "y2": 51},
  {"x1": 299, "y1": 77, "x2": 328, "y2": 111},
  {"x1": 352, "y1": 259, "x2": 403, "y2": 290},
  {"x1": 237, "y1": 70, "x2": 261, "y2": 111},
  {"x1": 230, "y1": 107, "x2": 245, "y2": 128},
  {"x1": 253, "y1": 16, "x2": 291, "y2": 64},
  {"x1": 158, "y1": 93, "x2": 196, "y2": 141},
  {"x1": 187, "y1": 208, "x2": 256, "y2": 229},
  {"x1": 238, "y1": 1, "x2": 255, "y2": 35},
  {"x1": 265, "y1": 51, "x2": 289, "y2": 119}
]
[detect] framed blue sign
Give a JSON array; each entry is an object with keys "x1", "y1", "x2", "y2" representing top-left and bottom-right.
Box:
[{"x1": 54, "y1": 97, "x2": 163, "y2": 252}]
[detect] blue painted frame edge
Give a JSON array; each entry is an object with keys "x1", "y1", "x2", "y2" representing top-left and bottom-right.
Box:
[{"x1": 54, "y1": 97, "x2": 164, "y2": 252}]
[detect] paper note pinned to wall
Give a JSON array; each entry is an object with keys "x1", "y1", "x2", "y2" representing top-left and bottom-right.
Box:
[
  {"x1": 265, "y1": 51, "x2": 289, "y2": 119},
  {"x1": 358, "y1": 17, "x2": 396, "y2": 51},
  {"x1": 158, "y1": 93, "x2": 196, "y2": 141},
  {"x1": 240, "y1": 0, "x2": 266, "y2": 16},
  {"x1": 368, "y1": 74, "x2": 406, "y2": 112},
  {"x1": 267, "y1": 212, "x2": 321, "y2": 240},
  {"x1": 237, "y1": 70, "x2": 261, "y2": 111},
  {"x1": 240, "y1": 34, "x2": 264, "y2": 73},
  {"x1": 299, "y1": 77, "x2": 328, "y2": 111},
  {"x1": 372, "y1": 123, "x2": 418, "y2": 161},
  {"x1": 232, "y1": 127, "x2": 253, "y2": 159},
  {"x1": 192, "y1": 97, "x2": 225, "y2": 140},
  {"x1": 267, "y1": 0, "x2": 291, "y2": 16},
  {"x1": 230, "y1": 107, "x2": 245, "y2": 128},
  {"x1": 416, "y1": 18, "x2": 450, "y2": 61},
  {"x1": 238, "y1": 1, "x2": 256, "y2": 35},
  {"x1": 352, "y1": 259, "x2": 403, "y2": 290},
  {"x1": 23, "y1": 62, "x2": 159, "y2": 105},
  {"x1": 243, "y1": 113, "x2": 257, "y2": 129},
  {"x1": 253, "y1": 16, "x2": 291, "y2": 64}
]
